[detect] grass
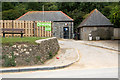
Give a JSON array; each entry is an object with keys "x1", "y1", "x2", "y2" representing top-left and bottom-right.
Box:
[{"x1": 2, "y1": 37, "x2": 47, "y2": 45}]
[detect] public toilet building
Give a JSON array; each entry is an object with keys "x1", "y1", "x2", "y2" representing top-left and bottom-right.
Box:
[
  {"x1": 77, "y1": 9, "x2": 114, "y2": 40},
  {"x1": 16, "y1": 11, "x2": 74, "y2": 39}
]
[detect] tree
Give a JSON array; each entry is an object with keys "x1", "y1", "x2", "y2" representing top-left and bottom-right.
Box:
[
  {"x1": 43, "y1": 2, "x2": 58, "y2": 11},
  {"x1": 26, "y1": 2, "x2": 42, "y2": 11},
  {"x1": 68, "y1": 9, "x2": 86, "y2": 29},
  {"x1": 2, "y1": 2, "x2": 14, "y2": 11},
  {"x1": 2, "y1": 2, "x2": 120, "y2": 28},
  {"x1": 2, "y1": 9, "x2": 27, "y2": 20},
  {"x1": 109, "y1": 5, "x2": 120, "y2": 28},
  {"x1": 101, "y1": 6, "x2": 112, "y2": 18}
]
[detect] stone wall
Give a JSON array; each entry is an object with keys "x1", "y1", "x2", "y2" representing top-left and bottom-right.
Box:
[
  {"x1": 80, "y1": 27, "x2": 113, "y2": 40},
  {"x1": 52, "y1": 22, "x2": 74, "y2": 39},
  {"x1": 2, "y1": 37, "x2": 60, "y2": 67}
]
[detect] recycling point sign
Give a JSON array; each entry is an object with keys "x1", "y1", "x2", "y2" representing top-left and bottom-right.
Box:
[{"x1": 37, "y1": 22, "x2": 51, "y2": 31}]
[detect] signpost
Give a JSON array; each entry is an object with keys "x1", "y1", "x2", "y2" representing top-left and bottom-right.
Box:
[
  {"x1": 45, "y1": 26, "x2": 51, "y2": 31},
  {"x1": 37, "y1": 22, "x2": 51, "y2": 31},
  {"x1": 37, "y1": 22, "x2": 51, "y2": 27}
]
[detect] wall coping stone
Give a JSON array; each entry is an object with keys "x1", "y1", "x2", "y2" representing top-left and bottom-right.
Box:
[{"x1": 35, "y1": 37, "x2": 57, "y2": 44}]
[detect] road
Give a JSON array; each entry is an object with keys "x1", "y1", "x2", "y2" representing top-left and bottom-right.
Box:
[
  {"x1": 1, "y1": 68, "x2": 118, "y2": 78},
  {"x1": 59, "y1": 39, "x2": 118, "y2": 69},
  {"x1": 1, "y1": 39, "x2": 118, "y2": 78}
]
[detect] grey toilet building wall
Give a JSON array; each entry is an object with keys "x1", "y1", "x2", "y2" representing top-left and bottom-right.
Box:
[
  {"x1": 79, "y1": 27, "x2": 114, "y2": 40},
  {"x1": 52, "y1": 22, "x2": 73, "y2": 39}
]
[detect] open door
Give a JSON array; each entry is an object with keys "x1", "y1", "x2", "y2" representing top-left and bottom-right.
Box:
[{"x1": 63, "y1": 27, "x2": 69, "y2": 39}]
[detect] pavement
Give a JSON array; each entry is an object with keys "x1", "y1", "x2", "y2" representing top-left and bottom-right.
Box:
[
  {"x1": 44, "y1": 48, "x2": 79, "y2": 66},
  {"x1": 76, "y1": 40, "x2": 119, "y2": 52},
  {"x1": 1, "y1": 39, "x2": 118, "y2": 78}
]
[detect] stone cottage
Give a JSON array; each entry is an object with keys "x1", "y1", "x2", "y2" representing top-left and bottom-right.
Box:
[
  {"x1": 16, "y1": 11, "x2": 74, "y2": 39},
  {"x1": 77, "y1": 9, "x2": 114, "y2": 40}
]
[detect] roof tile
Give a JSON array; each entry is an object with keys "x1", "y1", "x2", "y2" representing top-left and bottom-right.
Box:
[
  {"x1": 16, "y1": 11, "x2": 73, "y2": 21},
  {"x1": 78, "y1": 9, "x2": 113, "y2": 27}
]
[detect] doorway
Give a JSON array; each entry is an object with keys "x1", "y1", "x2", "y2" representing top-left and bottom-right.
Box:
[{"x1": 63, "y1": 27, "x2": 69, "y2": 39}]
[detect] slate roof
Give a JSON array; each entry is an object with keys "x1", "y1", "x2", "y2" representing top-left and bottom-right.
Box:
[
  {"x1": 16, "y1": 11, "x2": 73, "y2": 21},
  {"x1": 78, "y1": 9, "x2": 113, "y2": 28}
]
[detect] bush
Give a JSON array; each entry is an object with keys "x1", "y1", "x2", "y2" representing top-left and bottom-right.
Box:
[
  {"x1": 49, "y1": 52, "x2": 53, "y2": 59},
  {"x1": 35, "y1": 56, "x2": 44, "y2": 64},
  {"x1": 36, "y1": 56, "x2": 41, "y2": 61},
  {"x1": 3, "y1": 52, "x2": 16, "y2": 67}
]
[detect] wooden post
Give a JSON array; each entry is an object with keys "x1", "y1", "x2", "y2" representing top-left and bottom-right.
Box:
[
  {"x1": 69, "y1": 22, "x2": 71, "y2": 39},
  {"x1": 21, "y1": 31, "x2": 23, "y2": 38},
  {"x1": 3, "y1": 32, "x2": 5, "y2": 38},
  {"x1": 72, "y1": 22, "x2": 74, "y2": 39},
  {"x1": 33, "y1": 21, "x2": 35, "y2": 37},
  {"x1": 51, "y1": 21, "x2": 52, "y2": 37},
  {"x1": 38, "y1": 21, "x2": 40, "y2": 37},
  {"x1": 12, "y1": 20, "x2": 14, "y2": 37},
  {"x1": 28, "y1": 21, "x2": 30, "y2": 37}
]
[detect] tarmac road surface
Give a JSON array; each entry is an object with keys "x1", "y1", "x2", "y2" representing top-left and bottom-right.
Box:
[{"x1": 1, "y1": 68, "x2": 118, "y2": 78}]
